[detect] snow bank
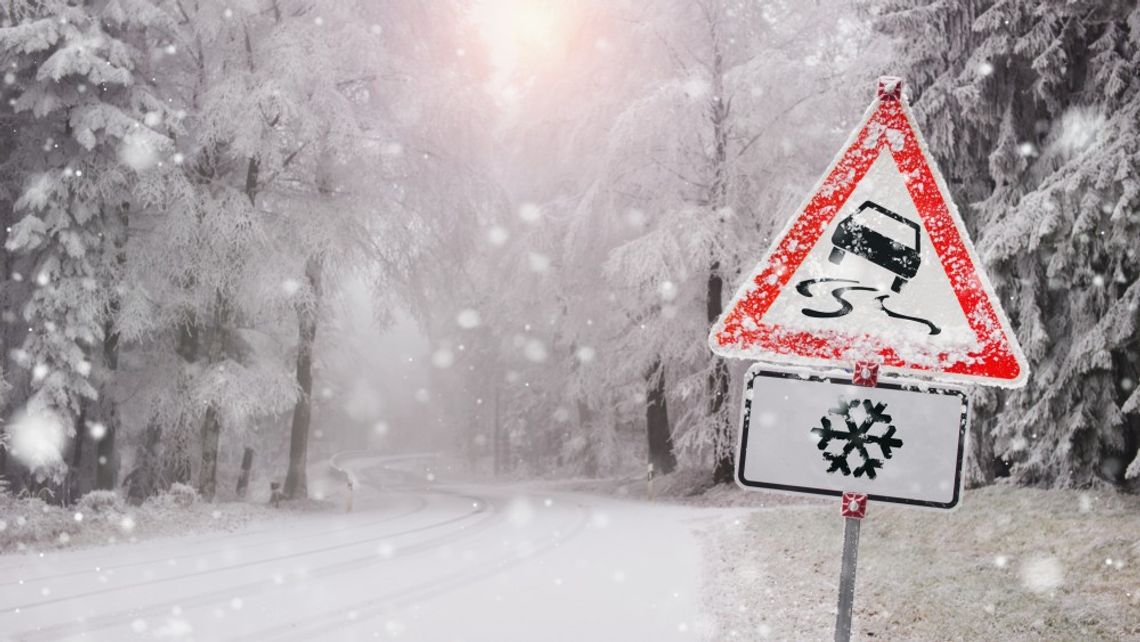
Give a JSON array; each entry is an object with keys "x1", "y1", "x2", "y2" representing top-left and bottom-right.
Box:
[{"x1": 0, "y1": 485, "x2": 321, "y2": 555}]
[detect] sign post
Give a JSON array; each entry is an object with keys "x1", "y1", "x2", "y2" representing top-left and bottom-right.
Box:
[
  {"x1": 834, "y1": 363, "x2": 876, "y2": 642},
  {"x1": 835, "y1": 501, "x2": 862, "y2": 642},
  {"x1": 707, "y1": 77, "x2": 1031, "y2": 642}
]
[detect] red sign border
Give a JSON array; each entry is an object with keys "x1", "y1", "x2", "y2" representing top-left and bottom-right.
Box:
[{"x1": 710, "y1": 81, "x2": 1028, "y2": 388}]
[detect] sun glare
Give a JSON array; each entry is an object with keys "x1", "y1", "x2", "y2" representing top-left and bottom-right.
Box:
[
  {"x1": 477, "y1": 0, "x2": 560, "y2": 47},
  {"x1": 474, "y1": 0, "x2": 566, "y2": 81},
  {"x1": 508, "y1": 3, "x2": 558, "y2": 46}
]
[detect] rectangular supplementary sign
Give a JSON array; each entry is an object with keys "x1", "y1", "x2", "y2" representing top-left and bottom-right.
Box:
[{"x1": 736, "y1": 364, "x2": 968, "y2": 509}]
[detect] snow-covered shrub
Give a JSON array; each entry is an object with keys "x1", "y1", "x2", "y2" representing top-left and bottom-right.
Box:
[
  {"x1": 0, "y1": 497, "x2": 80, "y2": 553},
  {"x1": 168, "y1": 483, "x2": 199, "y2": 507},
  {"x1": 77, "y1": 490, "x2": 125, "y2": 516},
  {"x1": 0, "y1": 481, "x2": 280, "y2": 554},
  {"x1": 145, "y1": 482, "x2": 199, "y2": 511}
]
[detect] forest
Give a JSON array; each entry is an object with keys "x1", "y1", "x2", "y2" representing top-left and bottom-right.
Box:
[{"x1": 0, "y1": 0, "x2": 1137, "y2": 509}]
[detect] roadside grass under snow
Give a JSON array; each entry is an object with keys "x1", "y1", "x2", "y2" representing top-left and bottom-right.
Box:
[
  {"x1": 700, "y1": 485, "x2": 1140, "y2": 641},
  {"x1": 0, "y1": 461, "x2": 349, "y2": 555},
  {"x1": 0, "y1": 484, "x2": 303, "y2": 555}
]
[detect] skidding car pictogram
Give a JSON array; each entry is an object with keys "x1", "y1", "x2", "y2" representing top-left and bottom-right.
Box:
[{"x1": 828, "y1": 200, "x2": 921, "y2": 293}]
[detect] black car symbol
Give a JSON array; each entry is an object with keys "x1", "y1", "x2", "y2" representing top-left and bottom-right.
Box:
[{"x1": 828, "y1": 200, "x2": 921, "y2": 293}]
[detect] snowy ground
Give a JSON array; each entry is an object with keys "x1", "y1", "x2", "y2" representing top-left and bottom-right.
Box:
[
  {"x1": 699, "y1": 486, "x2": 1140, "y2": 641},
  {"x1": 4, "y1": 459, "x2": 1136, "y2": 642},
  {"x1": 0, "y1": 455, "x2": 730, "y2": 641}
]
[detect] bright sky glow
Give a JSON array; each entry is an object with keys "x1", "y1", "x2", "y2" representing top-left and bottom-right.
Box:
[{"x1": 473, "y1": 0, "x2": 568, "y2": 98}]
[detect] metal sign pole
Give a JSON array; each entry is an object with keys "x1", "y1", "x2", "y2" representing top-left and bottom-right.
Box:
[
  {"x1": 834, "y1": 514, "x2": 861, "y2": 642},
  {"x1": 834, "y1": 361, "x2": 876, "y2": 642}
]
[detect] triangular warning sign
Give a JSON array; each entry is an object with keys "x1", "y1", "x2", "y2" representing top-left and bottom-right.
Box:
[{"x1": 710, "y1": 77, "x2": 1028, "y2": 388}]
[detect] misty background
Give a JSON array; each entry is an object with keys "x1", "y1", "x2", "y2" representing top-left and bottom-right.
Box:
[{"x1": 0, "y1": 0, "x2": 1137, "y2": 505}]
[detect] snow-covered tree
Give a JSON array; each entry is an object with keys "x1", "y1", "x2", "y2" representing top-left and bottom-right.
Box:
[
  {"x1": 116, "y1": 1, "x2": 312, "y2": 501},
  {"x1": 0, "y1": 0, "x2": 169, "y2": 488},
  {"x1": 229, "y1": 0, "x2": 386, "y2": 501},
  {"x1": 435, "y1": 0, "x2": 885, "y2": 481},
  {"x1": 876, "y1": 0, "x2": 1140, "y2": 488},
  {"x1": 548, "y1": 0, "x2": 880, "y2": 481}
]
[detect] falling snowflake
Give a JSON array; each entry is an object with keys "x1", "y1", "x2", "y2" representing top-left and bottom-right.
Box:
[
  {"x1": 456, "y1": 308, "x2": 481, "y2": 328},
  {"x1": 810, "y1": 399, "x2": 902, "y2": 479},
  {"x1": 518, "y1": 202, "x2": 542, "y2": 223},
  {"x1": 575, "y1": 345, "x2": 595, "y2": 363}
]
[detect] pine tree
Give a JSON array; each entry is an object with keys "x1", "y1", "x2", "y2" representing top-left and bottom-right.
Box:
[
  {"x1": 0, "y1": 0, "x2": 168, "y2": 488},
  {"x1": 876, "y1": 0, "x2": 1140, "y2": 487}
]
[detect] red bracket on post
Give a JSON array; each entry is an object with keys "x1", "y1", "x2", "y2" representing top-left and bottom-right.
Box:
[
  {"x1": 840, "y1": 492, "x2": 868, "y2": 519},
  {"x1": 852, "y1": 361, "x2": 880, "y2": 387},
  {"x1": 877, "y1": 76, "x2": 903, "y2": 101}
]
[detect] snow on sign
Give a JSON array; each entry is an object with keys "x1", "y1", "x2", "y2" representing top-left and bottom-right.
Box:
[
  {"x1": 709, "y1": 77, "x2": 1028, "y2": 388},
  {"x1": 737, "y1": 364, "x2": 968, "y2": 509}
]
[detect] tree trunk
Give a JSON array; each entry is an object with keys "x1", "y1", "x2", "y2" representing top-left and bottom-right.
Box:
[
  {"x1": 646, "y1": 359, "x2": 677, "y2": 475},
  {"x1": 94, "y1": 400, "x2": 118, "y2": 490},
  {"x1": 236, "y1": 447, "x2": 254, "y2": 498},
  {"x1": 199, "y1": 154, "x2": 258, "y2": 501},
  {"x1": 67, "y1": 406, "x2": 85, "y2": 504},
  {"x1": 708, "y1": 267, "x2": 733, "y2": 483},
  {"x1": 174, "y1": 305, "x2": 202, "y2": 494},
  {"x1": 577, "y1": 399, "x2": 598, "y2": 477},
  {"x1": 197, "y1": 294, "x2": 228, "y2": 501},
  {"x1": 710, "y1": 357, "x2": 733, "y2": 483},
  {"x1": 166, "y1": 419, "x2": 193, "y2": 485},
  {"x1": 0, "y1": 206, "x2": 9, "y2": 486},
  {"x1": 125, "y1": 417, "x2": 162, "y2": 505},
  {"x1": 95, "y1": 204, "x2": 127, "y2": 490},
  {"x1": 284, "y1": 257, "x2": 321, "y2": 499},
  {"x1": 198, "y1": 404, "x2": 221, "y2": 501},
  {"x1": 967, "y1": 408, "x2": 998, "y2": 487},
  {"x1": 705, "y1": 19, "x2": 734, "y2": 484},
  {"x1": 493, "y1": 385, "x2": 503, "y2": 476}
]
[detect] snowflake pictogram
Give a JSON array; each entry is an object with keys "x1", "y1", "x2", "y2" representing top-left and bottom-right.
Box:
[{"x1": 810, "y1": 399, "x2": 903, "y2": 479}]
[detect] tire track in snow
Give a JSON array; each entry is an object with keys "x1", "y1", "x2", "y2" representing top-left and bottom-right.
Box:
[
  {"x1": 9, "y1": 489, "x2": 499, "y2": 641},
  {"x1": 0, "y1": 490, "x2": 429, "y2": 589},
  {"x1": 252, "y1": 493, "x2": 594, "y2": 642},
  {"x1": 1, "y1": 490, "x2": 485, "y2": 615}
]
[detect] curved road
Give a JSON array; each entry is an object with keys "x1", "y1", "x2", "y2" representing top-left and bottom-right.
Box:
[{"x1": 0, "y1": 456, "x2": 719, "y2": 641}]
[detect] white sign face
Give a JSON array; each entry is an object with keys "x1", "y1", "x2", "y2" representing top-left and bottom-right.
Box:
[{"x1": 737, "y1": 364, "x2": 968, "y2": 509}]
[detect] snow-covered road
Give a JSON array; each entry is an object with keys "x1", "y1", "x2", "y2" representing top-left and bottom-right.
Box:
[{"x1": 0, "y1": 458, "x2": 721, "y2": 641}]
